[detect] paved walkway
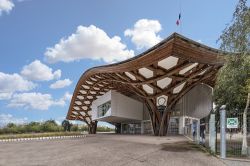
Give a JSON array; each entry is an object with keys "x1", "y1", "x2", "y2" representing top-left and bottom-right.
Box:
[{"x1": 0, "y1": 134, "x2": 248, "y2": 166}]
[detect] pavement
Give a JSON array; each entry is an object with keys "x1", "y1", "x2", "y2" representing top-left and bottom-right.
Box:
[{"x1": 0, "y1": 134, "x2": 249, "y2": 166}]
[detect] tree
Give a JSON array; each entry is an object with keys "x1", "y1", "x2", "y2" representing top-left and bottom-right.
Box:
[
  {"x1": 61, "y1": 120, "x2": 72, "y2": 131},
  {"x1": 71, "y1": 125, "x2": 79, "y2": 131},
  {"x1": 45, "y1": 120, "x2": 57, "y2": 126},
  {"x1": 41, "y1": 120, "x2": 60, "y2": 132},
  {"x1": 26, "y1": 122, "x2": 41, "y2": 133},
  {"x1": 7, "y1": 123, "x2": 16, "y2": 128},
  {"x1": 6, "y1": 123, "x2": 18, "y2": 133},
  {"x1": 214, "y1": 0, "x2": 250, "y2": 155},
  {"x1": 214, "y1": 55, "x2": 250, "y2": 111},
  {"x1": 242, "y1": 78, "x2": 250, "y2": 154}
]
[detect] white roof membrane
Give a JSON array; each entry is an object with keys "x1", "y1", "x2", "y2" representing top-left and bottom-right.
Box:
[
  {"x1": 125, "y1": 72, "x2": 137, "y2": 81},
  {"x1": 173, "y1": 82, "x2": 186, "y2": 94},
  {"x1": 142, "y1": 84, "x2": 154, "y2": 94},
  {"x1": 157, "y1": 77, "x2": 172, "y2": 89},
  {"x1": 179, "y1": 63, "x2": 198, "y2": 75},
  {"x1": 158, "y1": 56, "x2": 179, "y2": 70},
  {"x1": 138, "y1": 67, "x2": 153, "y2": 79}
]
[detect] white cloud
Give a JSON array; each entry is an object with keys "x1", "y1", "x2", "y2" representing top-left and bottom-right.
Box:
[
  {"x1": 124, "y1": 19, "x2": 162, "y2": 49},
  {"x1": 61, "y1": 91, "x2": 72, "y2": 101},
  {"x1": 0, "y1": 72, "x2": 36, "y2": 100},
  {"x1": 55, "y1": 116, "x2": 66, "y2": 125},
  {"x1": 0, "y1": 92, "x2": 12, "y2": 100},
  {"x1": 7, "y1": 92, "x2": 72, "y2": 110},
  {"x1": 21, "y1": 60, "x2": 61, "y2": 81},
  {"x1": 0, "y1": 114, "x2": 28, "y2": 127},
  {"x1": 50, "y1": 79, "x2": 72, "y2": 89},
  {"x1": 44, "y1": 25, "x2": 135, "y2": 64},
  {"x1": 0, "y1": 0, "x2": 14, "y2": 15},
  {"x1": 197, "y1": 39, "x2": 203, "y2": 43}
]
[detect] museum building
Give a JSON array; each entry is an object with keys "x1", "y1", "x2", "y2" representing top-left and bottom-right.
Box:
[{"x1": 66, "y1": 33, "x2": 225, "y2": 136}]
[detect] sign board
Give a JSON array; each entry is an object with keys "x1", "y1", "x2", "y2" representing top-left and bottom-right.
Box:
[{"x1": 227, "y1": 118, "x2": 238, "y2": 128}]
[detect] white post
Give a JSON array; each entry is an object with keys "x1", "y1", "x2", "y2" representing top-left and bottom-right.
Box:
[
  {"x1": 179, "y1": 116, "x2": 184, "y2": 135},
  {"x1": 141, "y1": 121, "x2": 144, "y2": 134},
  {"x1": 209, "y1": 114, "x2": 216, "y2": 153},
  {"x1": 191, "y1": 119, "x2": 195, "y2": 140},
  {"x1": 196, "y1": 120, "x2": 200, "y2": 144},
  {"x1": 220, "y1": 105, "x2": 226, "y2": 159}
]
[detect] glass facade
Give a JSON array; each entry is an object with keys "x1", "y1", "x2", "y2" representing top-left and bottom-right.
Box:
[
  {"x1": 97, "y1": 101, "x2": 111, "y2": 117},
  {"x1": 142, "y1": 120, "x2": 153, "y2": 134},
  {"x1": 168, "y1": 118, "x2": 179, "y2": 135},
  {"x1": 122, "y1": 123, "x2": 141, "y2": 134}
]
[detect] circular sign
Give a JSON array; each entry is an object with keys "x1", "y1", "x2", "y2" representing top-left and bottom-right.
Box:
[{"x1": 157, "y1": 96, "x2": 166, "y2": 106}]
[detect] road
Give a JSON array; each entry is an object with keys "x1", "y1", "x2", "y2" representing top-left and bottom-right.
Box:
[{"x1": 0, "y1": 134, "x2": 249, "y2": 166}]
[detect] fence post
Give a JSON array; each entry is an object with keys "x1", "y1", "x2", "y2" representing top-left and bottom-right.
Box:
[
  {"x1": 220, "y1": 105, "x2": 226, "y2": 159},
  {"x1": 209, "y1": 113, "x2": 216, "y2": 153}
]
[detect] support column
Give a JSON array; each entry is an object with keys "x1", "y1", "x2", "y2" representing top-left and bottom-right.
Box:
[
  {"x1": 165, "y1": 112, "x2": 171, "y2": 135},
  {"x1": 220, "y1": 105, "x2": 226, "y2": 159},
  {"x1": 121, "y1": 123, "x2": 123, "y2": 134},
  {"x1": 209, "y1": 113, "x2": 216, "y2": 153},
  {"x1": 88, "y1": 121, "x2": 98, "y2": 134},
  {"x1": 115, "y1": 123, "x2": 121, "y2": 134},
  {"x1": 147, "y1": 101, "x2": 161, "y2": 136},
  {"x1": 159, "y1": 107, "x2": 171, "y2": 136}
]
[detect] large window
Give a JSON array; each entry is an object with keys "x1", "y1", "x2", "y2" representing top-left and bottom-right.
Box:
[{"x1": 98, "y1": 101, "x2": 111, "y2": 117}]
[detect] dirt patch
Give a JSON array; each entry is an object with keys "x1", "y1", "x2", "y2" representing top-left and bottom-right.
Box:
[{"x1": 161, "y1": 141, "x2": 202, "y2": 152}]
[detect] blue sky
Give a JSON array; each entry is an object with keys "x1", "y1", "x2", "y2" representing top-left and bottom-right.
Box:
[{"x1": 0, "y1": 0, "x2": 243, "y2": 126}]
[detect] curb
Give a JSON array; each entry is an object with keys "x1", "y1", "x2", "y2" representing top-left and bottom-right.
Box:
[
  {"x1": 0, "y1": 135, "x2": 87, "y2": 143},
  {"x1": 219, "y1": 156, "x2": 250, "y2": 163}
]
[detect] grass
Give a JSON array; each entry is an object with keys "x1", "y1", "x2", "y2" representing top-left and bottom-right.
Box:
[
  {"x1": 161, "y1": 141, "x2": 204, "y2": 152},
  {"x1": 0, "y1": 131, "x2": 86, "y2": 140}
]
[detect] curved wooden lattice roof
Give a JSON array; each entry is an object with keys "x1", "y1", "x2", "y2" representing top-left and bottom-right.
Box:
[{"x1": 66, "y1": 33, "x2": 225, "y2": 125}]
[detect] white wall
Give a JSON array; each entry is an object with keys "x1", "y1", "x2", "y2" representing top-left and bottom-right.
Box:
[
  {"x1": 91, "y1": 91, "x2": 111, "y2": 120},
  {"x1": 91, "y1": 90, "x2": 143, "y2": 121},
  {"x1": 178, "y1": 84, "x2": 212, "y2": 119},
  {"x1": 111, "y1": 91, "x2": 143, "y2": 120}
]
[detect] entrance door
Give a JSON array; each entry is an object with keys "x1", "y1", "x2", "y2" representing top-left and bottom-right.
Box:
[{"x1": 168, "y1": 118, "x2": 179, "y2": 135}]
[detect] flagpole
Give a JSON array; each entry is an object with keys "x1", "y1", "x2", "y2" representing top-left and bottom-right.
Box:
[{"x1": 179, "y1": 0, "x2": 182, "y2": 34}]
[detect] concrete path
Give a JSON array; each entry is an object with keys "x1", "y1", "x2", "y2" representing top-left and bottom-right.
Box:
[{"x1": 0, "y1": 134, "x2": 247, "y2": 166}]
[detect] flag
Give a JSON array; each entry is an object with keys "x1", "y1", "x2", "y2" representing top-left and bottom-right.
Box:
[
  {"x1": 176, "y1": 20, "x2": 180, "y2": 26},
  {"x1": 176, "y1": 13, "x2": 181, "y2": 26}
]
